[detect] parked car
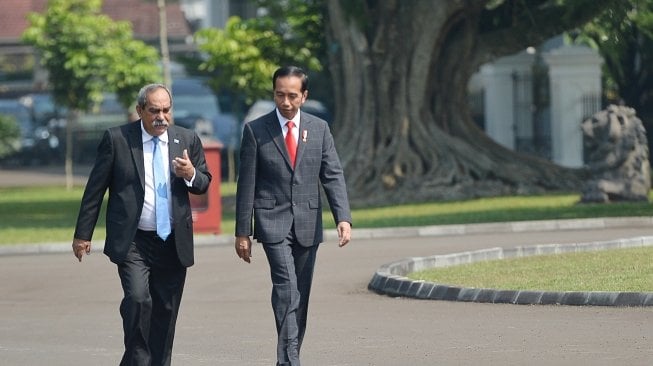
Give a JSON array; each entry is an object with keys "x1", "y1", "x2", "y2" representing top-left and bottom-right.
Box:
[
  {"x1": 19, "y1": 92, "x2": 67, "y2": 164},
  {"x1": 74, "y1": 93, "x2": 126, "y2": 163},
  {"x1": 171, "y1": 78, "x2": 239, "y2": 149},
  {"x1": 171, "y1": 78, "x2": 240, "y2": 179},
  {"x1": 19, "y1": 92, "x2": 126, "y2": 164},
  {"x1": 19, "y1": 92, "x2": 65, "y2": 127},
  {"x1": 0, "y1": 98, "x2": 61, "y2": 165}
]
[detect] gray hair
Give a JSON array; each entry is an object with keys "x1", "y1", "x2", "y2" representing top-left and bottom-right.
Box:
[{"x1": 136, "y1": 83, "x2": 173, "y2": 107}]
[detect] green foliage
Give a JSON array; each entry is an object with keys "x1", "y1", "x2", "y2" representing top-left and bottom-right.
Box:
[
  {"x1": 194, "y1": 0, "x2": 326, "y2": 104},
  {"x1": 99, "y1": 22, "x2": 161, "y2": 108},
  {"x1": 0, "y1": 115, "x2": 20, "y2": 158},
  {"x1": 21, "y1": 0, "x2": 160, "y2": 111},
  {"x1": 195, "y1": 17, "x2": 279, "y2": 104},
  {"x1": 573, "y1": 0, "x2": 653, "y2": 113},
  {"x1": 251, "y1": 0, "x2": 326, "y2": 69}
]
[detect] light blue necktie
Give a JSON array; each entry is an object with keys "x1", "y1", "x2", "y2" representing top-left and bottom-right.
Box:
[{"x1": 152, "y1": 136, "x2": 171, "y2": 241}]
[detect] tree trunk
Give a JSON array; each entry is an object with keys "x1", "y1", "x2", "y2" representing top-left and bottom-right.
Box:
[
  {"x1": 64, "y1": 110, "x2": 80, "y2": 191},
  {"x1": 158, "y1": 0, "x2": 172, "y2": 87},
  {"x1": 326, "y1": 1, "x2": 582, "y2": 206}
]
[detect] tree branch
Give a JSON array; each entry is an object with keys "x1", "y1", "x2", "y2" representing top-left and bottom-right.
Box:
[{"x1": 474, "y1": 0, "x2": 621, "y2": 64}]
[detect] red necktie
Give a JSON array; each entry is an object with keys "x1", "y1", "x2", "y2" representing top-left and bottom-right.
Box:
[{"x1": 285, "y1": 120, "x2": 297, "y2": 168}]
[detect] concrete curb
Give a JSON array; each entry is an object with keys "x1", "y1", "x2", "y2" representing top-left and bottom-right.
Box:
[
  {"x1": 344, "y1": 216, "x2": 653, "y2": 240},
  {"x1": 0, "y1": 232, "x2": 234, "y2": 256},
  {"x1": 2, "y1": 216, "x2": 653, "y2": 256},
  {"x1": 3, "y1": 216, "x2": 653, "y2": 307},
  {"x1": 368, "y1": 235, "x2": 653, "y2": 307}
]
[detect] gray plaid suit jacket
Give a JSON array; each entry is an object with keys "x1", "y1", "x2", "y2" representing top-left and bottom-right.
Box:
[{"x1": 235, "y1": 110, "x2": 351, "y2": 246}]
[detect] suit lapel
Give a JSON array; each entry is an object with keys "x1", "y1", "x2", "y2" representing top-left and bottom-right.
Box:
[
  {"x1": 167, "y1": 126, "x2": 182, "y2": 180},
  {"x1": 129, "y1": 122, "x2": 145, "y2": 189},
  {"x1": 265, "y1": 113, "x2": 294, "y2": 169},
  {"x1": 294, "y1": 116, "x2": 311, "y2": 169}
]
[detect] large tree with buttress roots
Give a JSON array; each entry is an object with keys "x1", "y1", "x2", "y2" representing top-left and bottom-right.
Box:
[{"x1": 324, "y1": 0, "x2": 619, "y2": 205}]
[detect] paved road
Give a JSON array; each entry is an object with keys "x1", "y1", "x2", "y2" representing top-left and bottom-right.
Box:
[
  {"x1": 2, "y1": 226, "x2": 653, "y2": 366},
  {"x1": 1, "y1": 166, "x2": 652, "y2": 365}
]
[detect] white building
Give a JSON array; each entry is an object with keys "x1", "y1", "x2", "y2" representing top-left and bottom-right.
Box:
[
  {"x1": 478, "y1": 39, "x2": 603, "y2": 168},
  {"x1": 180, "y1": 0, "x2": 258, "y2": 31}
]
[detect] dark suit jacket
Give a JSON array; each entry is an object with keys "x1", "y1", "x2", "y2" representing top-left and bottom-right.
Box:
[
  {"x1": 235, "y1": 110, "x2": 351, "y2": 246},
  {"x1": 74, "y1": 122, "x2": 211, "y2": 267}
]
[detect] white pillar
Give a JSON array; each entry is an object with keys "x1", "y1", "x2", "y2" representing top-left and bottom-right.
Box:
[
  {"x1": 480, "y1": 51, "x2": 535, "y2": 150},
  {"x1": 544, "y1": 46, "x2": 603, "y2": 167},
  {"x1": 179, "y1": 0, "x2": 229, "y2": 29}
]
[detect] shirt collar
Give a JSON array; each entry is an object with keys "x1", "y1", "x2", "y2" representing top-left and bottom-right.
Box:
[
  {"x1": 140, "y1": 120, "x2": 169, "y2": 144},
  {"x1": 276, "y1": 108, "x2": 301, "y2": 130}
]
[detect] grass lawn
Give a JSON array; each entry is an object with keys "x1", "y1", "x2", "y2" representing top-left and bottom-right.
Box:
[
  {"x1": 1, "y1": 183, "x2": 653, "y2": 293},
  {"x1": 0, "y1": 186, "x2": 89, "y2": 245},
  {"x1": 408, "y1": 246, "x2": 653, "y2": 292},
  {"x1": 2, "y1": 183, "x2": 653, "y2": 245}
]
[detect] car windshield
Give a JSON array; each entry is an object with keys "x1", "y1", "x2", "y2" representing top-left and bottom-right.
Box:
[
  {"x1": 0, "y1": 100, "x2": 32, "y2": 133},
  {"x1": 19, "y1": 93, "x2": 64, "y2": 124},
  {"x1": 0, "y1": 100, "x2": 21, "y2": 111},
  {"x1": 96, "y1": 94, "x2": 124, "y2": 115}
]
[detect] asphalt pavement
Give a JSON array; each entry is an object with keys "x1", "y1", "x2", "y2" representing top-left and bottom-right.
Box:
[{"x1": 1, "y1": 166, "x2": 652, "y2": 365}]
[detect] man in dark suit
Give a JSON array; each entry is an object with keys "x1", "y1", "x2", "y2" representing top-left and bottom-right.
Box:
[
  {"x1": 235, "y1": 66, "x2": 352, "y2": 366},
  {"x1": 72, "y1": 83, "x2": 211, "y2": 366}
]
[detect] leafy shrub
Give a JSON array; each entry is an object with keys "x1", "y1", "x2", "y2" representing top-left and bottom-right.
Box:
[{"x1": 0, "y1": 114, "x2": 20, "y2": 158}]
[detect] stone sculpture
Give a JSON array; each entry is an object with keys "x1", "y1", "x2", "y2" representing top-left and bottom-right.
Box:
[{"x1": 580, "y1": 105, "x2": 650, "y2": 203}]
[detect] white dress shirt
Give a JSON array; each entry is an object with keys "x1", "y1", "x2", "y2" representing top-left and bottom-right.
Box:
[
  {"x1": 138, "y1": 123, "x2": 172, "y2": 231},
  {"x1": 277, "y1": 108, "x2": 301, "y2": 143}
]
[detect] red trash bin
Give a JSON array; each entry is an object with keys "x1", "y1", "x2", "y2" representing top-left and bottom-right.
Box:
[{"x1": 190, "y1": 139, "x2": 222, "y2": 234}]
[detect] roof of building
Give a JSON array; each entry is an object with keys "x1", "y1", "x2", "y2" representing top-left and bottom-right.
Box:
[{"x1": 0, "y1": 0, "x2": 191, "y2": 44}]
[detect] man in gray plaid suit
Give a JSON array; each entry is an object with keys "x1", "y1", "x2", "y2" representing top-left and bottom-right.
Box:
[{"x1": 235, "y1": 66, "x2": 352, "y2": 366}]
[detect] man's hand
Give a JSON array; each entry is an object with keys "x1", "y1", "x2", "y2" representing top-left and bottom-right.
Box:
[
  {"x1": 72, "y1": 238, "x2": 91, "y2": 262},
  {"x1": 235, "y1": 236, "x2": 252, "y2": 263},
  {"x1": 172, "y1": 149, "x2": 195, "y2": 180},
  {"x1": 337, "y1": 221, "x2": 352, "y2": 247}
]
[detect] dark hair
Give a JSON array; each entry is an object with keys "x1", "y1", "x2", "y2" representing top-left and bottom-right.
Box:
[
  {"x1": 272, "y1": 66, "x2": 308, "y2": 92},
  {"x1": 137, "y1": 83, "x2": 173, "y2": 108}
]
